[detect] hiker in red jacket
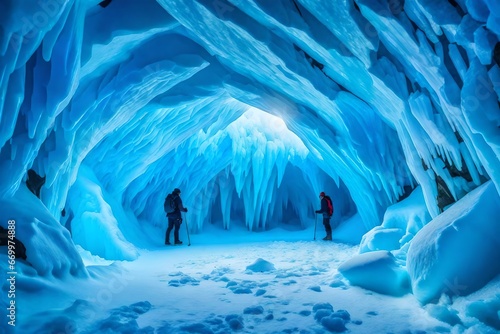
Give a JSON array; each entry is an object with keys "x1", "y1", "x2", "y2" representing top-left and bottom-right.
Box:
[{"x1": 315, "y1": 192, "x2": 334, "y2": 241}]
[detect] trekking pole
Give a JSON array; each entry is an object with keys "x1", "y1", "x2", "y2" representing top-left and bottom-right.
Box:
[
  {"x1": 184, "y1": 213, "x2": 191, "y2": 246},
  {"x1": 313, "y1": 213, "x2": 317, "y2": 241}
]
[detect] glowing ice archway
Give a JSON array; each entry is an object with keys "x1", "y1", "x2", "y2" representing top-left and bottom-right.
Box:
[
  {"x1": 60, "y1": 103, "x2": 358, "y2": 257},
  {"x1": 94, "y1": 105, "x2": 356, "y2": 234}
]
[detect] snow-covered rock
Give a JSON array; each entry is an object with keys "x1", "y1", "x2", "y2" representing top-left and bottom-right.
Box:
[
  {"x1": 407, "y1": 182, "x2": 500, "y2": 304},
  {"x1": 338, "y1": 250, "x2": 410, "y2": 296},
  {"x1": 246, "y1": 258, "x2": 276, "y2": 272},
  {"x1": 0, "y1": 186, "x2": 87, "y2": 278}
]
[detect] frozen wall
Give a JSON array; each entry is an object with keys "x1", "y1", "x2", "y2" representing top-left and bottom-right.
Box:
[{"x1": 0, "y1": 0, "x2": 499, "y2": 272}]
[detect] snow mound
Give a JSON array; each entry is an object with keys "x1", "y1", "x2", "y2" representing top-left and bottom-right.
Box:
[
  {"x1": 338, "y1": 250, "x2": 411, "y2": 296},
  {"x1": 90, "y1": 301, "x2": 153, "y2": 333},
  {"x1": 226, "y1": 279, "x2": 259, "y2": 294},
  {"x1": 321, "y1": 316, "x2": 347, "y2": 332},
  {"x1": 246, "y1": 258, "x2": 276, "y2": 272},
  {"x1": 466, "y1": 296, "x2": 500, "y2": 330},
  {"x1": 67, "y1": 165, "x2": 138, "y2": 261},
  {"x1": 407, "y1": 182, "x2": 500, "y2": 304},
  {"x1": 0, "y1": 186, "x2": 86, "y2": 278},
  {"x1": 225, "y1": 314, "x2": 244, "y2": 330},
  {"x1": 243, "y1": 305, "x2": 264, "y2": 315},
  {"x1": 312, "y1": 303, "x2": 334, "y2": 313},
  {"x1": 312, "y1": 303, "x2": 351, "y2": 332},
  {"x1": 360, "y1": 187, "x2": 430, "y2": 253},
  {"x1": 309, "y1": 285, "x2": 322, "y2": 292},
  {"x1": 168, "y1": 274, "x2": 200, "y2": 287},
  {"x1": 359, "y1": 227, "x2": 405, "y2": 253},
  {"x1": 425, "y1": 304, "x2": 462, "y2": 326}
]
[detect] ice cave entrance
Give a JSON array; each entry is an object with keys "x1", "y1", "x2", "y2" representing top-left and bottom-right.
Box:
[
  {"x1": 63, "y1": 105, "x2": 357, "y2": 261},
  {"x1": 173, "y1": 107, "x2": 357, "y2": 234}
]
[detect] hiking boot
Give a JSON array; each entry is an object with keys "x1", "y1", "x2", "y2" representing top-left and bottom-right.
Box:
[
  {"x1": 165, "y1": 241, "x2": 171, "y2": 245},
  {"x1": 174, "y1": 240, "x2": 183, "y2": 245},
  {"x1": 323, "y1": 235, "x2": 332, "y2": 241}
]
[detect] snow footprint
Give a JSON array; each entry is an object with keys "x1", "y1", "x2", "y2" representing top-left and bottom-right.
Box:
[{"x1": 167, "y1": 272, "x2": 200, "y2": 287}]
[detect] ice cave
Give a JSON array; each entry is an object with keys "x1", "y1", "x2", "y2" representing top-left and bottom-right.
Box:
[{"x1": 1, "y1": 0, "x2": 500, "y2": 333}]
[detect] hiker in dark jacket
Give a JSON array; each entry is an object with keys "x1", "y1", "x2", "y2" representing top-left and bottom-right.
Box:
[
  {"x1": 165, "y1": 188, "x2": 188, "y2": 245},
  {"x1": 315, "y1": 192, "x2": 333, "y2": 241}
]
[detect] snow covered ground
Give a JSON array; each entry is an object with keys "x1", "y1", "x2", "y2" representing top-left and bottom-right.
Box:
[{"x1": 10, "y1": 228, "x2": 459, "y2": 334}]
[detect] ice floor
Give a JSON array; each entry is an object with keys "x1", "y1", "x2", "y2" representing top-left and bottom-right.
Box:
[{"x1": 17, "y1": 231, "x2": 450, "y2": 334}]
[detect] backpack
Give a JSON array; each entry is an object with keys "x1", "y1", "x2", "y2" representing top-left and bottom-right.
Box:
[
  {"x1": 164, "y1": 194, "x2": 176, "y2": 214},
  {"x1": 324, "y1": 196, "x2": 334, "y2": 216}
]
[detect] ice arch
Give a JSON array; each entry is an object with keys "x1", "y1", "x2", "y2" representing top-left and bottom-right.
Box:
[
  {"x1": 62, "y1": 105, "x2": 358, "y2": 258},
  {"x1": 118, "y1": 107, "x2": 357, "y2": 233}
]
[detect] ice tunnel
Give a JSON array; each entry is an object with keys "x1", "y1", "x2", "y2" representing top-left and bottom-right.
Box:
[
  {"x1": 1, "y1": 0, "x2": 500, "y2": 332},
  {"x1": 1, "y1": 0, "x2": 422, "y2": 252}
]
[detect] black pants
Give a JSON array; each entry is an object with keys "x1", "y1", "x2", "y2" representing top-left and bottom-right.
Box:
[
  {"x1": 323, "y1": 218, "x2": 332, "y2": 235},
  {"x1": 166, "y1": 217, "x2": 182, "y2": 243}
]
